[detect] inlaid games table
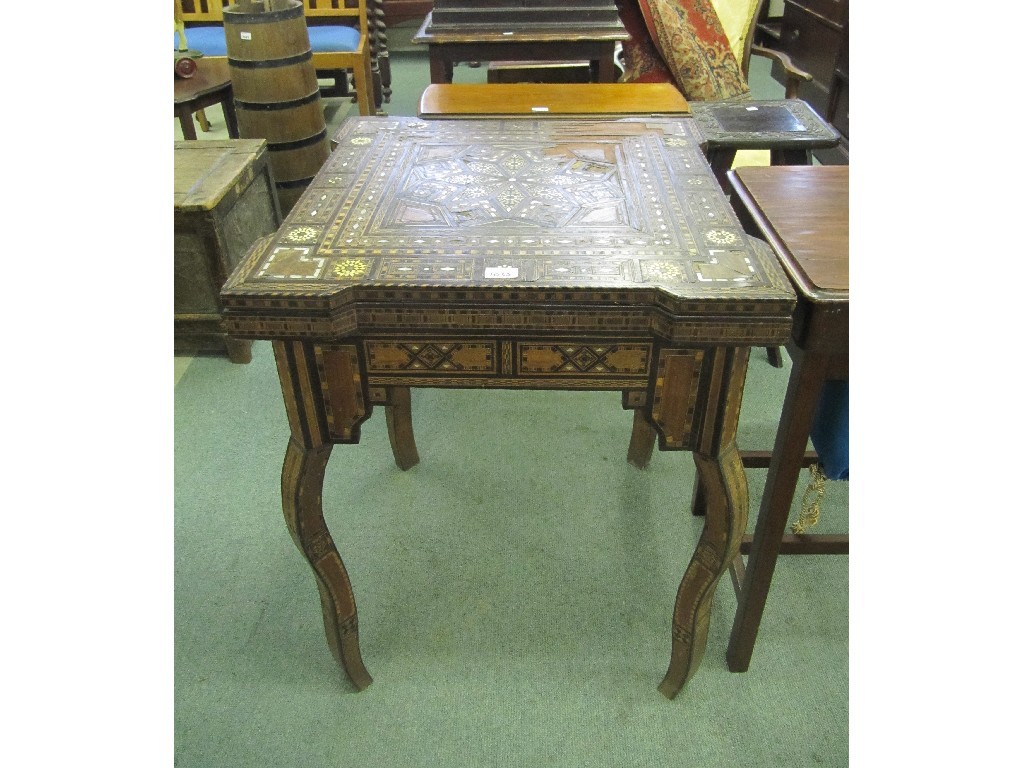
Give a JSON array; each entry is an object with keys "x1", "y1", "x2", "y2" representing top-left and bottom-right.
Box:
[{"x1": 220, "y1": 116, "x2": 796, "y2": 698}]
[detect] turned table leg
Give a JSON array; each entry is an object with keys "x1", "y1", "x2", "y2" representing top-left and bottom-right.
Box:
[
  {"x1": 659, "y1": 347, "x2": 749, "y2": 699},
  {"x1": 368, "y1": 0, "x2": 391, "y2": 105}
]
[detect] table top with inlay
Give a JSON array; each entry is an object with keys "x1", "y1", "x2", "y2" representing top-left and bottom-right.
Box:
[{"x1": 221, "y1": 116, "x2": 794, "y2": 343}]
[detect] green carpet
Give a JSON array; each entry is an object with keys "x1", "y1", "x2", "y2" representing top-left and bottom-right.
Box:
[
  {"x1": 175, "y1": 44, "x2": 848, "y2": 767},
  {"x1": 175, "y1": 353, "x2": 848, "y2": 766}
]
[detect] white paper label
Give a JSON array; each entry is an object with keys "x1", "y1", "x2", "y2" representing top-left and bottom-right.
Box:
[
  {"x1": 240, "y1": 31, "x2": 252, "y2": 40},
  {"x1": 484, "y1": 266, "x2": 519, "y2": 278},
  {"x1": 531, "y1": 106, "x2": 549, "y2": 112}
]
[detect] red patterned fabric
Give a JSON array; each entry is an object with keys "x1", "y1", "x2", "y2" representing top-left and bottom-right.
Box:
[{"x1": 617, "y1": 0, "x2": 749, "y2": 101}]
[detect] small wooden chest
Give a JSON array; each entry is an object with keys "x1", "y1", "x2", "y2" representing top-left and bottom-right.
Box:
[{"x1": 174, "y1": 139, "x2": 282, "y2": 363}]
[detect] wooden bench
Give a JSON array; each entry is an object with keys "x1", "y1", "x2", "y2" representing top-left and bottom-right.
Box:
[{"x1": 175, "y1": 0, "x2": 376, "y2": 116}]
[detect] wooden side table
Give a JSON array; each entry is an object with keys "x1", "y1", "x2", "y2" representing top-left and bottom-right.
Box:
[
  {"x1": 411, "y1": 11, "x2": 627, "y2": 84},
  {"x1": 174, "y1": 58, "x2": 239, "y2": 140},
  {"x1": 221, "y1": 116, "x2": 796, "y2": 698},
  {"x1": 723, "y1": 164, "x2": 849, "y2": 673}
]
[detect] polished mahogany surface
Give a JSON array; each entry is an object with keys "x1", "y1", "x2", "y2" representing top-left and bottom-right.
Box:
[{"x1": 729, "y1": 165, "x2": 848, "y2": 299}]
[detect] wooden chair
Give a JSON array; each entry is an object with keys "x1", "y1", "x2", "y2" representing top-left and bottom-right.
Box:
[
  {"x1": 301, "y1": 0, "x2": 375, "y2": 109},
  {"x1": 175, "y1": 0, "x2": 377, "y2": 116},
  {"x1": 716, "y1": 0, "x2": 811, "y2": 98}
]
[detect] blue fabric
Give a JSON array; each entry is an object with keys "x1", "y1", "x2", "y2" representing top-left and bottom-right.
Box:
[
  {"x1": 175, "y1": 26, "x2": 227, "y2": 57},
  {"x1": 307, "y1": 25, "x2": 361, "y2": 53},
  {"x1": 174, "y1": 25, "x2": 360, "y2": 56},
  {"x1": 809, "y1": 379, "x2": 849, "y2": 481}
]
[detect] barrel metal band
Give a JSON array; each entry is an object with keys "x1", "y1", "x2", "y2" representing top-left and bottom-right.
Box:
[
  {"x1": 228, "y1": 49, "x2": 313, "y2": 69},
  {"x1": 267, "y1": 128, "x2": 329, "y2": 153},
  {"x1": 234, "y1": 90, "x2": 322, "y2": 111},
  {"x1": 223, "y1": 4, "x2": 305, "y2": 24}
]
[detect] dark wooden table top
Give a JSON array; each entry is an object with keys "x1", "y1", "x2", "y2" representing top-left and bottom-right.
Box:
[
  {"x1": 221, "y1": 117, "x2": 795, "y2": 344},
  {"x1": 690, "y1": 99, "x2": 841, "y2": 151},
  {"x1": 174, "y1": 58, "x2": 232, "y2": 106},
  {"x1": 728, "y1": 165, "x2": 848, "y2": 304},
  {"x1": 413, "y1": 9, "x2": 628, "y2": 43}
]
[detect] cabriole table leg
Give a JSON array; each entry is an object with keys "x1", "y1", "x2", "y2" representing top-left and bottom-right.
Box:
[
  {"x1": 659, "y1": 348, "x2": 750, "y2": 699},
  {"x1": 275, "y1": 341, "x2": 373, "y2": 691},
  {"x1": 282, "y1": 439, "x2": 372, "y2": 690}
]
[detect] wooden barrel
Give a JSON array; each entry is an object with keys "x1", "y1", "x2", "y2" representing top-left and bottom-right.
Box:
[{"x1": 224, "y1": 0, "x2": 330, "y2": 214}]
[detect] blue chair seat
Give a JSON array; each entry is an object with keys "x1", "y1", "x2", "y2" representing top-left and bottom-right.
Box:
[
  {"x1": 175, "y1": 26, "x2": 227, "y2": 57},
  {"x1": 174, "y1": 25, "x2": 360, "y2": 58},
  {"x1": 809, "y1": 379, "x2": 849, "y2": 481},
  {"x1": 307, "y1": 25, "x2": 361, "y2": 53}
]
